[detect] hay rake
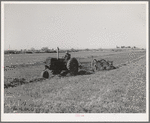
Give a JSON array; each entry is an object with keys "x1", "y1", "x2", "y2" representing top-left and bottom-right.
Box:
[{"x1": 91, "y1": 59, "x2": 115, "y2": 72}]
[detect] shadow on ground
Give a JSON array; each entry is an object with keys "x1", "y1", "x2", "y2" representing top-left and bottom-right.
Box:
[
  {"x1": 60, "y1": 69, "x2": 94, "y2": 76},
  {"x1": 78, "y1": 69, "x2": 94, "y2": 75}
]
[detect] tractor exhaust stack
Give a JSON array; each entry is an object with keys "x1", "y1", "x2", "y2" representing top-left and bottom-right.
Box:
[{"x1": 57, "y1": 47, "x2": 59, "y2": 59}]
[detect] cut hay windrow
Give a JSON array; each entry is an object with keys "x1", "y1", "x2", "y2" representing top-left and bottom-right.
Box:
[{"x1": 4, "y1": 77, "x2": 46, "y2": 89}]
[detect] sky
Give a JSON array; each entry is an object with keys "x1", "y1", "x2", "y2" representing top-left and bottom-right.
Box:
[{"x1": 4, "y1": 2, "x2": 147, "y2": 50}]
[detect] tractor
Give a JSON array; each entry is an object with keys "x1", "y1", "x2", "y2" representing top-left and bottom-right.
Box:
[{"x1": 41, "y1": 47, "x2": 79, "y2": 78}]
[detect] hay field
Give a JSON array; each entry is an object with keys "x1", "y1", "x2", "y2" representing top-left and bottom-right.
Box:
[
  {"x1": 4, "y1": 49, "x2": 145, "y2": 83},
  {"x1": 4, "y1": 49, "x2": 146, "y2": 113}
]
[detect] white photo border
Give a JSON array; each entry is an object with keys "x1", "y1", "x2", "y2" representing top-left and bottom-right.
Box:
[{"x1": 1, "y1": 1, "x2": 149, "y2": 122}]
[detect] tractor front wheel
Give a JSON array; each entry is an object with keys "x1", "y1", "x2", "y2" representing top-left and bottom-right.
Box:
[{"x1": 41, "y1": 70, "x2": 50, "y2": 79}]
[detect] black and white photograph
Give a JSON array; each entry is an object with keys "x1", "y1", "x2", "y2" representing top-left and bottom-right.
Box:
[{"x1": 1, "y1": 1, "x2": 149, "y2": 122}]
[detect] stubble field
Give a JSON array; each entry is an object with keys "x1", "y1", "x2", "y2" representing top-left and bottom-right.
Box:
[{"x1": 4, "y1": 49, "x2": 146, "y2": 113}]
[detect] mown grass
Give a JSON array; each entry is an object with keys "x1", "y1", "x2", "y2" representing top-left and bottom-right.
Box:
[{"x1": 4, "y1": 56, "x2": 146, "y2": 113}]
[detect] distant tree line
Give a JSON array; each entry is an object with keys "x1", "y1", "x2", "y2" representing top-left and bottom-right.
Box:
[
  {"x1": 4, "y1": 47, "x2": 79, "y2": 54},
  {"x1": 4, "y1": 46, "x2": 145, "y2": 54},
  {"x1": 116, "y1": 46, "x2": 137, "y2": 49}
]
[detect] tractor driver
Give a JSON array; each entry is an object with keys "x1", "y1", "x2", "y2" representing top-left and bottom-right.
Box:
[{"x1": 64, "y1": 51, "x2": 71, "y2": 61}]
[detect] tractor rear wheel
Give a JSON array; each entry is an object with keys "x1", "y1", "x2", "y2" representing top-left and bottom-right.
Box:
[{"x1": 67, "y1": 58, "x2": 78, "y2": 75}]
